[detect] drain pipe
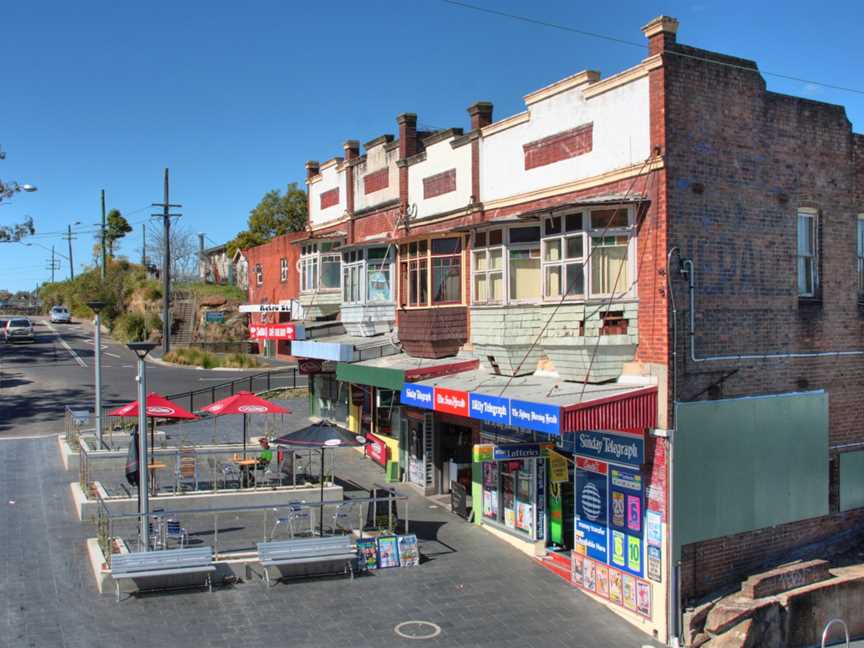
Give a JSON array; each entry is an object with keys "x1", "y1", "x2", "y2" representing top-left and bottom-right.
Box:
[{"x1": 681, "y1": 258, "x2": 864, "y2": 362}]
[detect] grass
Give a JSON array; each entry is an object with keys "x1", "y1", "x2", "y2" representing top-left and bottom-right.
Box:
[
  {"x1": 174, "y1": 282, "x2": 246, "y2": 302},
  {"x1": 163, "y1": 347, "x2": 265, "y2": 369}
]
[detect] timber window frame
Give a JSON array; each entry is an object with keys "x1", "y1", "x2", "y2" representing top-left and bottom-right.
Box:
[
  {"x1": 299, "y1": 242, "x2": 342, "y2": 294},
  {"x1": 341, "y1": 246, "x2": 394, "y2": 305},
  {"x1": 280, "y1": 258, "x2": 288, "y2": 283},
  {"x1": 797, "y1": 208, "x2": 819, "y2": 298},
  {"x1": 398, "y1": 236, "x2": 465, "y2": 308},
  {"x1": 255, "y1": 263, "x2": 263, "y2": 286}
]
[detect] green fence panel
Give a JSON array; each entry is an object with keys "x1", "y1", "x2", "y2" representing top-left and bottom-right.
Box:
[
  {"x1": 840, "y1": 450, "x2": 864, "y2": 512},
  {"x1": 674, "y1": 391, "x2": 828, "y2": 559}
]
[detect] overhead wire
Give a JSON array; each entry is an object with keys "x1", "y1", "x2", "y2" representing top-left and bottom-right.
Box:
[{"x1": 439, "y1": 0, "x2": 864, "y2": 96}]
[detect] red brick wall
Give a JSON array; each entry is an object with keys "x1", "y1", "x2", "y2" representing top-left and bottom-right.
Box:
[
  {"x1": 244, "y1": 231, "x2": 305, "y2": 315},
  {"x1": 523, "y1": 123, "x2": 593, "y2": 170},
  {"x1": 363, "y1": 168, "x2": 389, "y2": 195},
  {"x1": 422, "y1": 169, "x2": 457, "y2": 199},
  {"x1": 662, "y1": 42, "x2": 864, "y2": 598},
  {"x1": 320, "y1": 187, "x2": 339, "y2": 210}
]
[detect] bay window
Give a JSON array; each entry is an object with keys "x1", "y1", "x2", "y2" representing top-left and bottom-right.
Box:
[
  {"x1": 399, "y1": 237, "x2": 464, "y2": 307},
  {"x1": 471, "y1": 206, "x2": 635, "y2": 306},
  {"x1": 342, "y1": 247, "x2": 394, "y2": 304},
  {"x1": 343, "y1": 250, "x2": 363, "y2": 304},
  {"x1": 300, "y1": 242, "x2": 342, "y2": 294}
]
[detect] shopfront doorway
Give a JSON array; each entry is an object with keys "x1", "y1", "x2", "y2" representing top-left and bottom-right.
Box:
[{"x1": 436, "y1": 418, "x2": 475, "y2": 496}]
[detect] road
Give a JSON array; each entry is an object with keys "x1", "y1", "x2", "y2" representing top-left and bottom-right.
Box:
[{"x1": 0, "y1": 317, "x2": 297, "y2": 437}]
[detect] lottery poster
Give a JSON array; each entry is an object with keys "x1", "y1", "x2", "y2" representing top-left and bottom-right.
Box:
[{"x1": 609, "y1": 466, "x2": 644, "y2": 578}]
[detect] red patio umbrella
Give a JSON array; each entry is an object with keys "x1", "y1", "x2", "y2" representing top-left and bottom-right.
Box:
[
  {"x1": 199, "y1": 391, "x2": 291, "y2": 458},
  {"x1": 109, "y1": 393, "x2": 199, "y2": 464}
]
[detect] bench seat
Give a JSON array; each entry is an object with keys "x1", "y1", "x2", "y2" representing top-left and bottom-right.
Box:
[
  {"x1": 257, "y1": 537, "x2": 356, "y2": 587},
  {"x1": 111, "y1": 546, "x2": 215, "y2": 601}
]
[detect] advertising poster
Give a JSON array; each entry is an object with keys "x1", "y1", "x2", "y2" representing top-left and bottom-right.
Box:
[
  {"x1": 623, "y1": 574, "x2": 637, "y2": 611},
  {"x1": 397, "y1": 535, "x2": 420, "y2": 567},
  {"x1": 647, "y1": 545, "x2": 662, "y2": 583},
  {"x1": 536, "y1": 458, "x2": 546, "y2": 541},
  {"x1": 584, "y1": 559, "x2": 597, "y2": 592},
  {"x1": 356, "y1": 538, "x2": 378, "y2": 571},
  {"x1": 609, "y1": 569, "x2": 623, "y2": 605},
  {"x1": 483, "y1": 490, "x2": 498, "y2": 519},
  {"x1": 575, "y1": 468, "x2": 609, "y2": 563},
  {"x1": 611, "y1": 530, "x2": 626, "y2": 569},
  {"x1": 571, "y1": 554, "x2": 584, "y2": 586},
  {"x1": 549, "y1": 481, "x2": 564, "y2": 546},
  {"x1": 549, "y1": 451, "x2": 569, "y2": 483},
  {"x1": 377, "y1": 535, "x2": 400, "y2": 569},
  {"x1": 627, "y1": 535, "x2": 642, "y2": 574},
  {"x1": 637, "y1": 581, "x2": 652, "y2": 617},
  {"x1": 646, "y1": 511, "x2": 662, "y2": 548},
  {"x1": 596, "y1": 564, "x2": 609, "y2": 598}
]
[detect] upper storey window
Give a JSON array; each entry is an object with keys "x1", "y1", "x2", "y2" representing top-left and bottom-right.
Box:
[
  {"x1": 342, "y1": 247, "x2": 393, "y2": 305},
  {"x1": 300, "y1": 242, "x2": 341, "y2": 294},
  {"x1": 399, "y1": 237, "x2": 464, "y2": 308}
]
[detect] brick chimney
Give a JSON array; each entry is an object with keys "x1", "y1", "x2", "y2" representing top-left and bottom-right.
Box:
[
  {"x1": 305, "y1": 160, "x2": 320, "y2": 180},
  {"x1": 397, "y1": 113, "x2": 417, "y2": 214},
  {"x1": 467, "y1": 102, "x2": 493, "y2": 130},
  {"x1": 642, "y1": 16, "x2": 679, "y2": 56}
]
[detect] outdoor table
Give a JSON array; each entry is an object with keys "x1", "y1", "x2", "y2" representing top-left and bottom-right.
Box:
[
  {"x1": 148, "y1": 462, "x2": 167, "y2": 496},
  {"x1": 233, "y1": 456, "x2": 259, "y2": 488}
]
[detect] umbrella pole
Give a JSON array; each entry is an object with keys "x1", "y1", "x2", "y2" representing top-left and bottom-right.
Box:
[
  {"x1": 242, "y1": 414, "x2": 247, "y2": 459},
  {"x1": 150, "y1": 418, "x2": 155, "y2": 467},
  {"x1": 319, "y1": 448, "x2": 325, "y2": 537}
]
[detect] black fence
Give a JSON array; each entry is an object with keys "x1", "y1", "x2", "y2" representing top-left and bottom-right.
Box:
[{"x1": 165, "y1": 367, "x2": 306, "y2": 412}]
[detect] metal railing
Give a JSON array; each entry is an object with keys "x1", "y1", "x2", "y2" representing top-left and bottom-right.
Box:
[
  {"x1": 95, "y1": 490, "x2": 410, "y2": 567},
  {"x1": 64, "y1": 406, "x2": 92, "y2": 449},
  {"x1": 821, "y1": 618, "x2": 850, "y2": 648}
]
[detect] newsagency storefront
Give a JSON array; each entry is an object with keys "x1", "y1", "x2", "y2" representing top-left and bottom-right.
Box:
[{"x1": 400, "y1": 371, "x2": 666, "y2": 638}]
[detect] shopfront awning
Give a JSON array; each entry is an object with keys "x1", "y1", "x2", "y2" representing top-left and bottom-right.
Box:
[
  {"x1": 399, "y1": 369, "x2": 657, "y2": 436},
  {"x1": 291, "y1": 333, "x2": 400, "y2": 363},
  {"x1": 336, "y1": 354, "x2": 479, "y2": 391}
]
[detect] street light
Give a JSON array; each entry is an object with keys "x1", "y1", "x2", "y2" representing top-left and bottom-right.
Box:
[
  {"x1": 87, "y1": 301, "x2": 106, "y2": 449},
  {"x1": 127, "y1": 341, "x2": 156, "y2": 551},
  {"x1": 0, "y1": 180, "x2": 38, "y2": 201}
]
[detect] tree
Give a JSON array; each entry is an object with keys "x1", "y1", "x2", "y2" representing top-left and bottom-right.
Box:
[
  {"x1": 105, "y1": 209, "x2": 132, "y2": 257},
  {"x1": 228, "y1": 183, "x2": 307, "y2": 256},
  {"x1": 0, "y1": 216, "x2": 35, "y2": 242},
  {"x1": 145, "y1": 225, "x2": 199, "y2": 281}
]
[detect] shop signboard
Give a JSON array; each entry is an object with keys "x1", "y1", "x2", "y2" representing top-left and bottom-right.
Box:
[
  {"x1": 469, "y1": 393, "x2": 510, "y2": 425},
  {"x1": 575, "y1": 468, "x2": 609, "y2": 563},
  {"x1": 572, "y1": 430, "x2": 644, "y2": 465},
  {"x1": 492, "y1": 444, "x2": 548, "y2": 460},
  {"x1": 298, "y1": 359, "x2": 323, "y2": 375},
  {"x1": 549, "y1": 450, "x2": 569, "y2": 483},
  {"x1": 473, "y1": 444, "x2": 494, "y2": 462},
  {"x1": 365, "y1": 432, "x2": 388, "y2": 467},
  {"x1": 248, "y1": 323, "x2": 300, "y2": 340},
  {"x1": 509, "y1": 399, "x2": 561, "y2": 436},
  {"x1": 434, "y1": 387, "x2": 469, "y2": 417},
  {"x1": 400, "y1": 384, "x2": 434, "y2": 410}
]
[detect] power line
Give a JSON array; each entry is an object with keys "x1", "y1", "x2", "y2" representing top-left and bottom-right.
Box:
[{"x1": 439, "y1": 0, "x2": 864, "y2": 96}]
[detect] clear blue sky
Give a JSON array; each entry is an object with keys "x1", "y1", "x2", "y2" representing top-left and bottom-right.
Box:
[{"x1": 2, "y1": 0, "x2": 862, "y2": 292}]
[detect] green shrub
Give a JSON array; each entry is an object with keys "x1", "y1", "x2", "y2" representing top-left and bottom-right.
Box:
[
  {"x1": 145, "y1": 286, "x2": 162, "y2": 301},
  {"x1": 145, "y1": 312, "x2": 162, "y2": 334},
  {"x1": 114, "y1": 313, "x2": 148, "y2": 342}
]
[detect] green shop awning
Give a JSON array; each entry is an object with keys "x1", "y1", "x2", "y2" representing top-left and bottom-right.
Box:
[{"x1": 337, "y1": 362, "x2": 405, "y2": 391}]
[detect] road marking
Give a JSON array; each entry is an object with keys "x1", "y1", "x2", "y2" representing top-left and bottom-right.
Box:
[
  {"x1": 43, "y1": 321, "x2": 87, "y2": 368},
  {"x1": 105, "y1": 352, "x2": 121, "y2": 358},
  {"x1": 0, "y1": 434, "x2": 57, "y2": 441}
]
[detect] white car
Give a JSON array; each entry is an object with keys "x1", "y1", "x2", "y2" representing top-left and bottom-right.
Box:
[
  {"x1": 50, "y1": 306, "x2": 71, "y2": 323},
  {"x1": 5, "y1": 318, "x2": 34, "y2": 343}
]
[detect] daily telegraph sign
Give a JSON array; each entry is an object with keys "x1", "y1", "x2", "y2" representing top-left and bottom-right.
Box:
[{"x1": 399, "y1": 385, "x2": 562, "y2": 435}]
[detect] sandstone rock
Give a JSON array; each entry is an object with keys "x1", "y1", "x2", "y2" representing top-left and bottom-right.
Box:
[
  {"x1": 199, "y1": 295, "x2": 227, "y2": 307},
  {"x1": 691, "y1": 632, "x2": 710, "y2": 647},
  {"x1": 706, "y1": 619, "x2": 755, "y2": 648},
  {"x1": 704, "y1": 595, "x2": 776, "y2": 635},
  {"x1": 685, "y1": 598, "x2": 719, "y2": 644}
]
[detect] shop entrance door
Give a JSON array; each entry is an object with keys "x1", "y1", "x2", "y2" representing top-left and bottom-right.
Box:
[{"x1": 435, "y1": 422, "x2": 473, "y2": 495}]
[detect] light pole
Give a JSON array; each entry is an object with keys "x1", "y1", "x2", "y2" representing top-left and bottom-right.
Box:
[
  {"x1": 87, "y1": 301, "x2": 106, "y2": 448},
  {"x1": 128, "y1": 341, "x2": 156, "y2": 551}
]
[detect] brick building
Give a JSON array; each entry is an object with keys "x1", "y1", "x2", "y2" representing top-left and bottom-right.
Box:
[
  {"x1": 243, "y1": 231, "x2": 305, "y2": 357},
  {"x1": 284, "y1": 16, "x2": 864, "y2": 644}
]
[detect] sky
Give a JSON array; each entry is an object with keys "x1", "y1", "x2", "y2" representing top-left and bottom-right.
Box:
[{"x1": 2, "y1": 0, "x2": 862, "y2": 292}]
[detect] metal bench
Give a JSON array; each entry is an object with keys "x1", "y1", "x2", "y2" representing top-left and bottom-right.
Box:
[
  {"x1": 110, "y1": 546, "x2": 215, "y2": 602},
  {"x1": 256, "y1": 536, "x2": 356, "y2": 587}
]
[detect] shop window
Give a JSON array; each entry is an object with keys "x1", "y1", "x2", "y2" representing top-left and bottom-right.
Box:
[
  {"x1": 399, "y1": 237, "x2": 463, "y2": 307},
  {"x1": 482, "y1": 457, "x2": 538, "y2": 537},
  {"x1": 279, "y1": 258, "x2": 288, "y2": 283},
  {"x1": 797, "y1": 208, "x2": 818, "y2": 297}
]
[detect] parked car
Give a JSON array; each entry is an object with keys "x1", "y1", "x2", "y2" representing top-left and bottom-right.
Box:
[
  {"x1": 5, "y1": 317, "x2": 34, "y2": 343},
  {"x1": 49, "y1": 306, "x2": 71, "y2": 323}
]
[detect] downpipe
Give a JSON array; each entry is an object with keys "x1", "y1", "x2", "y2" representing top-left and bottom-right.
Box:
[{"x1": 681, "y1": 258, "x2": 864, "y2": 362}]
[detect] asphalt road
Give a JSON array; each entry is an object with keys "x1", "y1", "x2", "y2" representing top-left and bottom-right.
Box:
[{"x1": 0, "y1": 317, "x2": 297, "y2": 437}]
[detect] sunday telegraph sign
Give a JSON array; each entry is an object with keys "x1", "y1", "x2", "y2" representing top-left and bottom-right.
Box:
[{"x1": 573, "y1": 430, "x2": 644, "y2": 465}]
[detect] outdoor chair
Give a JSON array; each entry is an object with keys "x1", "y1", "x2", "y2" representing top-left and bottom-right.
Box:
[
  {"x1": 330, "y1": 501, "x2": 359, "y2": 535},
  {"x1": 271, "y1": 502, "x2": 312, "y2": 540},
  {"x1": 263, "y1": 454, "x2": 288, "y2": 487},
  {"x1": 164, "y1": 519, "x2": 189, "y2": 548},
  {"x1": 175, "y1": 446, "x2": 198, "y2": 492},
  {"x1": 220, "y1": 462, "x2": 242, "y2": 489}
]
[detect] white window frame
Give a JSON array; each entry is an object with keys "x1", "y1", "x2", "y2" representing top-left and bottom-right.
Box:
[
  {"x1": 342, "y1": 250, "x2": 364, "y2": 304},
  {"x1": 299, "y1": 242, "x2": 342, "y2": 294},
  {"x1": 470, "y1": 206, "x2": 636, "y2": 307},
  {"x1": 365, "y1": 247, "x2": 394, "y2": 304},
  {"x1": 472, "y1": 229, "x2": 505, "y2": 305},
  {"x1": 797, "y1": 208, "x2": 818, "y2": 298},
  {"x1": 541, "y1": 213, "x2": 586, "y2": 300},
  {"x1": 507, "y1": 225, "x2": 542, "y2": 304},
  {"x1": 858, "y1": 214, "x2": 864, "y2": 299},
  {"x1": 255, "y1": 263, "x2": 263, "y2": 286},
  {"x1": 280, "y1": 258, "x2": 288, "y2": 283}
]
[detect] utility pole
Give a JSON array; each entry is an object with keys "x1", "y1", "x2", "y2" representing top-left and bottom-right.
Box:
[
  {"x1": 151, "y1": 168, "x2": 181, "y2": 354},
  {"x1": 141, "y1": 223, "x2": 146, "y2": 265},
  {"x1": 100, "y1": 190, "x2": 107, "y2": 280},
  {"x1": 63, "y1": 224, "x2": 76, "y2": 280},
  {"x1": 47, "y1": 246, "x2": 56, "y2": 282}
]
